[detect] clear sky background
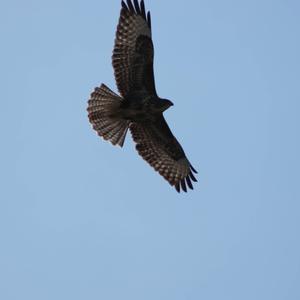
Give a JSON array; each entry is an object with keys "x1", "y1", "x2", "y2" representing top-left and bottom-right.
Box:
[{"x1": 1, "y1": 0, "x2": 300, "y2": 299}]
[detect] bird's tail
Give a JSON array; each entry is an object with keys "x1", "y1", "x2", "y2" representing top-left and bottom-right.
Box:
[{"x1": 87, "y1": 84, "x2": 130, "y2": 147}]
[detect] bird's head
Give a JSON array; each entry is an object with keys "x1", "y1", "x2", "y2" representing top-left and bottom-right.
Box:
[{"x1": 161, "y1": 98, "x2": 174, "y2": 112}]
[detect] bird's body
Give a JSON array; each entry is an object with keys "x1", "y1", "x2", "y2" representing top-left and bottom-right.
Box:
[
  {"x1": 87, "y1": 0, "x2": 197, "y2": 192},
  {"x1": 119, "y1": 94, "x2": 173, "y2": 121}
]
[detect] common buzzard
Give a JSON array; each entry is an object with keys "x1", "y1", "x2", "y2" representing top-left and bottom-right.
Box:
[{"x1": 87, "y1": 0, "x2": 197, "y2": 192}]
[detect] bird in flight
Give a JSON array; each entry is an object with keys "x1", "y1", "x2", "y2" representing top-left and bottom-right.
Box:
[{"x1": 87, "y1": 0, "x2": 197, "y2": 192}]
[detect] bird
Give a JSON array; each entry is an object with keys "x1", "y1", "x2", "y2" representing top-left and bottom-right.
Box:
[{"x1": 87, "y1": 0, "x2": 197, "y2": 192}]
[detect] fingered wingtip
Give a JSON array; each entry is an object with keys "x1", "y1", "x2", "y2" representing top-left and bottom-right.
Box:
[
  {"x1": 147, "y1": 11, "x2": 151, "y2": 28},
  {"x1": 175, "y1": 182, "x2": 180, "y2": 193},
  {"x1": 122, "y1": 0, "x2": 150, "y2": 25},
  {"x1": 189, "y1": 171, "x2": 197, "y2": 182},
  {"x1": 121, "y1": 0, "x2": 127, "y2": 10},
  {"x1": 181, "y1": 179, "x2": 187, "y2": 193},
  {"x1": 190, "y1": 164, "x2": 198, "y2": 174}
]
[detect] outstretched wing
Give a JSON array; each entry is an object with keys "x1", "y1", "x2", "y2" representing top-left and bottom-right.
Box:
[
  {"x1": 112, "y1": 0, "x2": 157, "y2": 97},
  {"x1": 130, "y1": 117, "x2": 197, "y2": 192}
]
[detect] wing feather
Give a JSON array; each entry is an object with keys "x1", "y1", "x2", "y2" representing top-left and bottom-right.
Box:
[
  {"x1": 140, "y1": 0, "x2": 146, "y2": 19},
  {"x1": 133, "y1": 0, "x2": 141, "y2": 14},
  {"x1": 126, "y1": 0, "x2": 135, "y2": 12},
  {"x1": 112, "y1": 0, "x2": 156, "y2": 97},
  {"x1": 130, "y1": 117, "x2": 197, "y2": 192},
  {"x1": 147, "y1": 11, "x2": 151, "y2": 29}
]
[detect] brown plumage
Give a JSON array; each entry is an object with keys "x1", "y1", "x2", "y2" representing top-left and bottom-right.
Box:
[{"x1": 87, "y1": 0, "x2": 197, "y2": 192}]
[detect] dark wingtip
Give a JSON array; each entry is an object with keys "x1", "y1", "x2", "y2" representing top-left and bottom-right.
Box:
[
  {"x1": 189, "y1": 171, "x2": 197, "y2": 182},
  {"x1": 133, "y1": 0, "x2": 141, "y2": 14},
  {"x1": 190, "y1": 164, "x2": 198, "y2": 174},
  {"x1": 140, "y1": 0, "x2": 146, "y2": 19},
  {"x1": 181, "y1": 179, "x2": 187, "y2": 193},
  {"x1": 147, "y1": 11, "x2": 151, "y2": 29},
  {"x1": 175, "y1": 182, "x2": 180, "y2": 193},
  {"x1": 186, "y1": 176, "x2": 194, "y2": 190},
  {"x1": 126, "y1": 0, "x2": 135, "y2": 12},
  {"x1": 121, "y1": 0, "x2": 128, "y2": 10},
  {"x1": 123, "y1": 0, "x2": 150, "y2": 28}
]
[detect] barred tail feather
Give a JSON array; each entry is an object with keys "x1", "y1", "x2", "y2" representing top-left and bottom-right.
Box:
[{"x1": 87, "y1": 84, "x2": 130, "y2": 147}]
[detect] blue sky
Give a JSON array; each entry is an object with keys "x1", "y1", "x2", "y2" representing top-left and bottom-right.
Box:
[{"x1": 1, "y1": 0, "x2": 300, "y2": 299}]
